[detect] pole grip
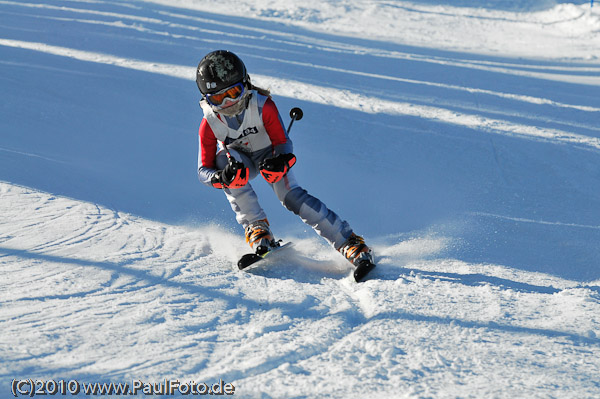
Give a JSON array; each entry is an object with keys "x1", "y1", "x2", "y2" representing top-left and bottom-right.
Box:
[{"x1": 287, "y1": 107, "x2": 303, "y2": 134}]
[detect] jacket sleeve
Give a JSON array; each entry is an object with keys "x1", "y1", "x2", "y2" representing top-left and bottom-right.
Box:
[
  {"x1": 262, "y1": 97, "x2": 293, "y2": 155},
  {"x1": 197, "y1": 119, "x2": 219, "y2": 187}
]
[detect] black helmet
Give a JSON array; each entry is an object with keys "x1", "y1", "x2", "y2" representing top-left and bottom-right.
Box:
[{"x1": 196, "y1": 50, "x2": 248, "y2": 94}]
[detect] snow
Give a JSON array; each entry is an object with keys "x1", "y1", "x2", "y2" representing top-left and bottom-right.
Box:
[{"x1": 1, "y1": 0, "x2": 599, "y2": 398}]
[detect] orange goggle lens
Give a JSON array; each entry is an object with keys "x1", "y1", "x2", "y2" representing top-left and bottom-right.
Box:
[{"x1": 206, "y1": 83, "x2": 244, "y2": 106}]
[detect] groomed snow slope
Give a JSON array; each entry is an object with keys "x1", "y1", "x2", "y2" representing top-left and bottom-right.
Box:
[{"x1": 1, "y1": 1, "x2": 599, "y2": 398}]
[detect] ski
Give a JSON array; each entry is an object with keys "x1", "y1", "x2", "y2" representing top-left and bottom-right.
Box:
[
  {"x1": 353, "y1": 259, "x2": 376, "y2": 282},
  {"x1": 238, "y1": 241, "x2": 294, "y2": 270}
]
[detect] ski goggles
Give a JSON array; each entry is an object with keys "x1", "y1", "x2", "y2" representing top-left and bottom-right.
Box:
[{"x1": 205, "y1": 83, "x2": 245, "y2": 107}]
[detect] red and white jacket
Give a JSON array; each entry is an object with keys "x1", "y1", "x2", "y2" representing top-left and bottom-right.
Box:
[{"x1": 197, "y1": 91, "x2": 292, "y2": 187}]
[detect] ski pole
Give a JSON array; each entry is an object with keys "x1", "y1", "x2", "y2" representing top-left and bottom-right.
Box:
[
  {"x1": 219, "y1": 141, "x2": 241, "y2": 177},
  {"x1": 219, "y1": 140, "x2": 233, "y2": 162},
  {"x1": 287, "y1": 107, "x2": 303, "y2": 134}
]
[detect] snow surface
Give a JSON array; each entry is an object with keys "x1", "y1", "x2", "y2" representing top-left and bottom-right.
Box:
[{"x1": 1, "y1": 0, "x2": 599, "y2": 397}]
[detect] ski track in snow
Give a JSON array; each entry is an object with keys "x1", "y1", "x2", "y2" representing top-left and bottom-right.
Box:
[
  {"x1": 2, "y1": 37, "x2": 600, "y2": 154},
  {"x1": 1, "y1": 0, "x2": 600, "y2": 154},
  {"x1": 1, "y1": 181, "x2": 600, "y2": 397},
  {"x1": 1, "y1": 0, "x2": 600, "y2": 397}
]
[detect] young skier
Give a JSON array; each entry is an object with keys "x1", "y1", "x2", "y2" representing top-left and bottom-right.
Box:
[{"x1": 195, "y1": 50, "x2": 375, "y2": 281}]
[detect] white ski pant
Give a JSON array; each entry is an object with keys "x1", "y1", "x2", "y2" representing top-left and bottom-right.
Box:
[{"x1": 216, "y1": 148, "x2": 352, "y2": 249}]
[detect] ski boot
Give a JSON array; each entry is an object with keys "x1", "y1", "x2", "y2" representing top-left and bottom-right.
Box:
[
  {"x1": 338, "y1": 233, "x2": 376, "y2": 282},
  {"x1": 245, "y1": 218, "x2": 277, "y2": 256}
]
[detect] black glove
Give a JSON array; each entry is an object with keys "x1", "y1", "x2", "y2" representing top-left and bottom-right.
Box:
[
  {"x1": 211, "y1": 160, "x2": 249, "y2": 189},
  {"x1": 259, "y1": 153, "x2": 296, "y2": 183}
]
